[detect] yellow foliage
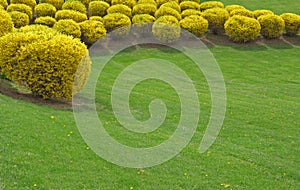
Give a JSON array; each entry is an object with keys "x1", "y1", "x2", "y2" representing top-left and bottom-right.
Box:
[
  {"x1": 180, "y1": 1, "x2": 200, "y2": 11},
  {"x1": 88, "y1": 1, "x2": 109, "y2": 17},
  {"x1": 53, "y1": 19, "x2": 81, "y2": 38},
  {"x1": 200, "y1": 1, "x2": 224, "y2": 12},
  {"x1": 9, "y1": 11, "x2": 29, "y2": 28},
  {"x1": 34, "y1": 3, "x2": 57, "y2": 18},
  {"x1": 132, "y1": 3, "x2": 157, "y2": 16},
  {"x1": 225, "y1": 5, "x2": 245, "y2": 14},
  {"x1": 40, "y1": 0, "x2": 64, "y2": 10},
  {"x1": 230, "y1": 9, "x2": 254, "y2": 18},
  {"x1": 202, "y1": 8, "x2": 229, "y2": 34},
  {"x1": 180, "y1": 15, "x2": 208, "y2": 37},
  {"x1": 55, "y1": 10, "x2": 87, "y2": 22},
  {"x1": 34, "y1": 16, "x2": 57, "y2": 27},
  {"x1": 0, "y1": 0, "x2": 8, "y2": 9},
  {"x1": 89, "y1": 16, "x2": 103, "y2": 23},
  {"x1": 155, "y1": 6, "x2": 181, "y2": 21},
  {"x1": 0, "y1": 10, "x2": 14, "y2": 37},
  {"x1": 107, "y1": 4, "x2": 132, "y2": 18},
  {"x1": 280, "y1": 13, "x2": 300, "y2": 36},
  {"x1": 10, "y1": 0, "x2": 36, "y2": 10},
  {"x1": 161, "y1": 1, "x2": 181, "y2": 13},
  {"x1": 103, "y1": 13, "x2": 131, "y2": 36},
  {"x1": 258, "y1": 14, "x2": 285, "y2": 39},
  {"x1": 181, "y1": 9, "x2": 201, "y2": 19},
  {"x1": 152, "y1": 15, "x2": 180, "y2": 43},
  {"x1": 137, "y1": 0, "x2": 157, "y2": 6},
  {"x1": 62, "y1": 1, "x2": 87, "y2": 14},
  {"x1": 156, "y1": 0, "x2": 179, "y2": 8},
  {"x1": 111, "y1": 0, "x2": 136, "y2": 9},
  {"x1": 79, "y1": 20, "x2": 106, "y2": 45},
  {"x1": 253, "y1": 9, "x2": 274, "y2": 19},
  {"x1": 7, "y1": 3, "x2": 33, "y2": 20}
]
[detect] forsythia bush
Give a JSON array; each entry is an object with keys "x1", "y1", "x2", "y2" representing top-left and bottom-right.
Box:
[
  {"x1": 10, "y1": 0, "x2": 36, "y2": 10},
  {"x1": 253, "y1": 9, "x2": 274, "y2": 19},
  {"x1": 9, "y1": 11, "x2": 29, "y2": 28},
  {"x1": 258, "y1": 14, "x2": 285, "y2": 39},
  {"x1": 152, "y1": 15, "x2": 181, "y2": 43},
  {"x1": 156, "y1": 0, "x2": 179, "y2": 8},
  {"x1": 53, "y1": 19, "x2": 81, "y2": 38},
  {"x1": 202, "y1": 8, "x2": 229, "y2": 34},
  {"x1": 132, "y1": 3, "x2": 157, "y2": 16},
  {"x1": 137, "y1": 0, "x2": 157, "y2": 6},
  {"x1": 180, "y1": 15, "x2": 208, "y2": 37},
  {"x1": 230, "y1": 9, "x2": 254, "y2": 18},
  {"x1": 107, "y1": 4, "x2": 132, "y2": 18},
  {"x1": 200, "y1": 1, "x2": 224, "y2": 12},
  {"x1": 0, "y1": 25, "x2": 91, "y2": 100},
  {"x1": 225, "y1": 5, "x2": 245, "y2": 14},
  {"x1": 103, "y1": 13, "x2": 131, "y2": 36},
  {"x1": 181, "y1": 9, "x2": 201, "y2": 19},
  {"x1": 180, "y1": 1, "x2": 200, "y2": 11},
  {"x1": 39, "y1": 0, "x2": 64, "y2": 10},
  {"x1": 155, "y1": 6, "x2": 181, "y2": 21},
  {"x1": 0, "y1": 10, "x2": 14, "y2": 37},
  {"x1": 7, "y1": 3, "x2": 33, "y2": 20},
  {"x1": 79, "y1": 20, "x2": 106, "y2": 45},
  {"x1": 161, "y1": 1, "x2": 181, "y2": 13},
  {"x1": 280, "y1": 13, "x2": 300, "y2": 36},
  {"x1": 89, "y1": 16, "x2": 103, "y2": 23},
  {"x1": 34, "y1": 3, "x2": 57, "y2": 18},
  {"x1": 88, "y1": 1, "x2": 109, "y2": 17},
  {"x1": 111, "y1": 0, "x2": 136, "y2": 9},
  {"x1": 55, "y1": 10, "x2": 87, "y2": 22},
  {"x1": 34, "y1": 16, "x2": 56, "y2": 26},
  {"x1": 62, "y1": 1, "x2": 86, "y2": 14},
  {"x1": 0, "y1": 0, "x2": 8, "y2": 9},
  {"x1": 224, "y1": 15, "x2": 261, "y2": 42}
]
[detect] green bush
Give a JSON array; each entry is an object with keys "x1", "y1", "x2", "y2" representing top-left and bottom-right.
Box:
[
  {"x1": 111, "y1": 0, "x2": 136, "y2": 9},
  {"x1": 132, "y1": 3, "x2": 157, "y2": 16},
  {"x1": 0, "y1": 25, "x2": 91, "y2": 100},
  {"x1": 152, "y1": 15, "x2": 180, "y2": 43},
  {"x1": 201, "y1": 8, "x2": 229, "y2": 34},
  {"x1": 180, "y1": 15, "x2": 208, "y2": 37},
  {"x1": 88, "y1": 1, "x2": 109, "y2": 17},
  {"x1": 55, "y1": 10, "x2": 87, "y2": 22},
  {"x1": 224, "y1": 15, "x2": 261, "y2": 42},
  {"x1": 137, "y1": 0, "x2": 156, "y2": 6},
  {"x1": 181, "y1": 9, "x2": 201, "y2": 19},
  {"x1": 79, "y1": 20, "x2": 106, "y2": 45},
  {"x1": 156, "y1": 0, "x2": 178, "y2": 8},
  {"x1": 10, "y1": 0, "x2": 36, "y2": 10},
  {"x1": 53, "y1": 19, "x2": 81, "y2": 38},
  {"x1": 39, "y1": 0, "x2": 64, "y2": 10},
  {"x1": 34, "y1": 3, "x2": 57, "y2": 18},
  {"x1": 107, "y1": 4, "x2": 132, "y2": 18},
  {"x1": 155, "y1": 6, "x2": 181, "y2": 21},
  {"x1": 7, "y1": 3, "x2": 33, "y2": 20},
  {"x1": 34, "y1": 16, "x2": 57, "y2": 26},
  {"x1": 103, "y1": 13, "x2": 131, "y2": 36},
  {"x1": 62, "y1": 1, "x2": 86, "y2": 14},
  {"x1": 230, "y1": 9, "x2": 254, "y2": 18},
  {"x1": 89, "y1": 16, "x2": 103, "y2": 23},
  {"x1": 161, "y1": 1, "x2": 181, "y2": 13},
  {"x1": 258, "y1": 14, "x2": 285, "y2": 39},
  {"x1": 225, "y1": 4, "x2": 245, "y2": 14},
  {"x1": 200, "y1": 1, "x2": 224, "y2": 12},
  {"x1": 253, "y1": 10, "x2": 274, "y2": 19},
  {"x1": 9, "y1": 11, "x2": 29, "y2": 28},
  {"x1": 0, "y1": 10, "x2": 14, "y2": 37},
  {"x1": 179, "y1": 1, "x2": 200, "y2": 11},
  {"x1": 0, "y1": 0, "x2": 8, "y2": 10},
  {"x1": 280, "y1": 13, "x2": 300, "y2": 36}
]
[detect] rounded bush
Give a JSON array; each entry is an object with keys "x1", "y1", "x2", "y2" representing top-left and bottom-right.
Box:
[
  {"x1": 34, "y1": 3, "x2": 57, "y2": 18},
  {"x1": 253, "y1": 10, "x2": 274, "y2": 19},
  {"x1": 7, "y1": 3, "x2": 33, "y2": 20},
  {"x1": 258, "y1": 14, "x2": 285, "y2": 39},
  {"x1": 10, "y1": 0, "x2": 36, "y2": 10},
  {"x1": 201, "y1": 8, "x2": 229, "y2": 34},
  {"x1": 200, "y1": 1, "x2": 224, "y2": 12},
  {"x1": 156, "y1": 0, "x2": 179, "y2": 8},
  {"x1": 0, "y1": 10, "x2": 14, "y2": 37},
  {"x1": 107, "y1": 4, "x2": 132, "y2": 18},
  {"x1": 0, "y1": 0, "x2": 8, "y2": 10},
  {"x1": 111, "y1": 0, "x2": 136, "y2": 9},
  {"x1": 180, "y1": 0, "x2": 199, "y2": 2},
  {"x1": 280, "y1": 13, "x2": 300, "y2": 36},
  {"x1": 224, "y1": 15, "x2": 261, "y2": 42},
  {"x1": 230, "y1": 9, "x2": 254, "y2": 18},
  {"x1": 0, "y1": 5, "x2": 4, "y2": 10},
  {"x1": 181, "y1": 9, "x2": 201, "y2": 19},
  {"x1": 161, "y1": 1, "x2": 181, "y2": 13},
  {"x1": 152, "y1": 15, "x2": 180, "y2": 43},
  {"x1": 77, "y1": 0, "x2": 90, "y2": 8},
  {"x1": 137, "y1": 0, "x2": 156, "y2": 6},
  {"x1": 180, "y1": 15, "x2": 208, "y2": 37},
  {"x1": 53, "y1": 19, "x2": 81, "y2": 38},
  {"x1": 34, "y1": 16, "x2": 57, "y2": 26},
  {"x1": 88, "y1": 1, "x2": 109, "y2": 17},
  {"x1": 155, "y1": 6, "x2": 181, "y2": 21},
  {"x1": 55, "y1": 10, "x2": 87, "y2": 22},
  {"x1": 132, "y1": 13, "x2": 155, "y2": 36},
  {"x1": 132, "y1": 3, "x2": 157, "y2": 16},
  {"x1": 132, "y1": 13, "x2": 155, "y2": 24},
  {"x1": 39, "y1": 0, "x2": 64, "y2": 10},
  {"x1": 179, "y1": 1, "x2": 200, "y2": 11},
  {"x1": 225, "y1": 5, "x2": 245, "y2": 14},
  {"x1": 79, "y1": 20, "x2": 106, "y2": 45},
  {"x1": 103, "y1": 13, "x2": 131, "y2": 35},
  {"x1": 89, "y1": 16, "x2": 103, "y2": 23},
  {"x1": 62, "y1": 1, "x2": 86, "y2": 14},
  {"x1": 9, "y1": 11, "x2": 29, "y2": 28}
]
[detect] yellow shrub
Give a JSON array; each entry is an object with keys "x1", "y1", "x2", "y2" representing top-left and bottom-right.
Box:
[
  {"x1": 161, "y1": 1, "x2": 181, "y2": 13},
  {"x1": 0, "y1": 5, "x2": 4, "y2": 10},
  {"x1": 89, "y1": 16, "x2": 103, "y2": 23},
  {"x1": 200, "y1": 1, "x2": 224, "y2": 12},
  {"x1": 201, "y1": 8, "x2": 229, "y2": 34},
  {"x1": 155, "y1": 6, "x2": 181, "y2": 21},
  {"x1": 53, "y1": 19, "x2": 81, "y2": 38},
  {"x1": 0, "y1": 0, "x2": 8, "y2": 10},
  {"x1": 88, "y1": 1, "x2": 110, "y2": 17},
  {"x1": 224, "y1": 15, "x2": 261, "y2": 42},
  {"x1": 39, "y1": 0, "x2": 64, "y2": 10},
  {"x1": 79, "y1": 20, "x2": 106, "y2": 45},
  {"x1": 34, "y1": 3, "x2": 57, "y2": 18},
  {"x1": 132, "y1": 3, "x2": 157, "y2": 16},
  {"x1": 132, "y1": 13, "x2": 155, "y2": 36},
  {"x1": 137, "y1": 0, "x2": 157, "y2": 6},
  {"x1": 253, "y1": 9, "x2": 274, "y2": 19},
  {"x1": 225, "y1": 5, "x2": 245, "y2": 14},
  {"x1": 152, "y1": 15, "x2": 180, "y2": 43},
  {"x1": 0, "y1": 10, "x2": 14, "y2": 37},
  {"x1": 9, "y1": 11, "x2": 29, "y2": 28},
  {"x1": 156, "y1": 0, "x2": 178, "y2": 8},
  {"x1": 180, "y1": 0, "x2": 199, "y2": 2},
  {"x1": 280, "y1": 13, "x2": 300, "y2": 36},
  {"x1": 180, "y1": 1, "x2": 200, "y2": 11},
  {"x1": 77, "y1": 0, "x2": 90, "y2": 8},
  {"x1": 62, "y1": 1, "x2": 87, "y2": 14},
  {"x1": 181, "y1": 9, "x2": 201, "y2": 19},
  {"x1": 258, "y1": 14, "x2": 285, "y2": 39},
  {"x1": 132, "y1": 13, "x2": 155, "y2": 24},
  {"x1": 103, "y1": 13, "x2": 131, "y2": 36},
  {"x1": 55, "y1": 10, "x2": 87, "y2": 22},
  {"x1": 34, "y1": 16, "x2": 57, "y2": 27},
  {"x1": 180, "y1": 15, "x2": 208, "y2": 37},
  {"x1": 10, "y1": 0, "x2": 36, "y2": 10},
  {"x1": 111, "y1": 0, "x2": 136, "y2": 9},
  {"x1": 107, "y1": 4, "x2": 132, "y2": 18},
  {"x1": 7, "y1": 3, "x2": 33, "y2": 20},
  {"x1": 230, "y1": 9, "x2": 254, "y2": 18}
]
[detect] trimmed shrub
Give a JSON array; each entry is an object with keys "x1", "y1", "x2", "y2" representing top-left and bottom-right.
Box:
[
  {"x1": 107, "y1": 4, "x2": 132, "y2": 18},
  {"x1": 258, "y1": 14, "x2": 285, "y2": 39},
  {"x1": 161, "y1": 1, "x2": 181, "y2": 13},
  {"x1": 9, "y1": 11, "x2": 29, "y2": 28},
  {"x1": 155, "y1": 6, "x2": 181, "y2": 21},
  {"x1": 181, "y1": 9, "x2": 201, "y2": 19},
  {"x1": 132, "y1": 13, "x2": 155, "y2": 24},
  {"x1": 132, "y1": 13, "x2": 155, "y2": 36},
  {"x1": 132, "y1": 3, "x2": 157, "y2": 16},
  {"x1": 0, "y1": 5, "x2": 4, "y2": 10},
  {"x1": 201, "y1": 8, "x2": 229, "y2": 34},
  {"x1": 0, "y1": 10, "x2": 14, "y2": 37},
  {"x1": 7, "y1": 3, "x2": 33, "y2": 20},
  {"x1": 111, "y1": 0, "x2": 136, "y2": 9},
  {"x1": 225, "y1": 5, "x2": 245, "y2": 14},
  {"x1": 156, "y1": 0, "x2": 179, "y2": 8},
  {"x1": 224, "y1": 15, "x2": 261, "y2": 42},
  {"x1": 137, "y1": 0, "x2": 156, "y2": 6},
  {"x1": 230, "y1": 9, "x2": 254, "y2": 18},
  {"x1": 152, "y1": 15, "x2": 180, "y2": 43},
  {"x1": 77, "y1": 0, "x2": 90, "y2": 8},
  {"x1": 89, "y1": 16, "x2": 103, "y2": 23},
  {"x1": 53, "y1": 19, "x2": 81, "y2": 38},
  {"x1": 88, "y1": 1, "x2": 109, "y2": 17},
  {"x1": 55, "y1": 10, "x2": 87, "y2": 22},
  {"x1": 179, "y1": 1, "x2": 200, "y2": 11},
  {"x1": 62, "y1": 1, "x2": 86, "y2": 14},
  {"x1": 0, "y1": 0, "x2": 8, "y2": 10},
  {"x1": 34, "y1": 3, "x2": 57, "y2": 18},
  {"x1": 253, "y1": 10, "x2": 274, "y2": 19},
  {"x1": 39, "y1": 0, "x2": 64, "y2": 10},
  {"x1": 10, "y1": 0, "x2": 36, "y2": 10},
  {"x1": 103, "y1": 13, "x2": 131, "y2": 35},
  {"x1": 79, "y1": 20, "x2": 106, "y2": 45},
  {"x1": 180, "y1": 0, "x2": 198, "y2": 2},
  {"x1": 180, "y1": 15, "x2": 208, "y2": 37},
  {"x1": 200, "y1": 1, "x2": 224, "y2": 12},
  {"x1": 280, "y1": 13, "x2": 300, "y2": 36},
  {"x1": 34, "y1": 16, "x2": 57, "y2": 26}
]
